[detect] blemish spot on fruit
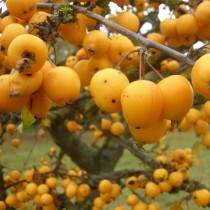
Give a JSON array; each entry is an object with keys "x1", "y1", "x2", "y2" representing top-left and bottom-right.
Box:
[
  {"x1": 135, "y1": 126, "x2": 141, "y2": 129},
  {"x1": 17, "y1": 50, "x2": 36, "y2": 72},
  {"x1": 104, "y1": 80, "x2": 107, "y2": 83},
  {"x1": 112, "y1": 99, "x2": 116, "y2": 103}
]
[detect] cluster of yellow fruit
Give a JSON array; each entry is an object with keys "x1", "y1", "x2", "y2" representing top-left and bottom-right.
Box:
[
  {"x1": 155, "y1": 145, "x2": 210, "y2": 208},
  {"x1": 160, "y1": 1, "x2": 210, "y2": 48},
  {"x1": 2, "y1": 167, "x2": 58, "y2": 210},
  {"x1": 160, "y1": 59, "x2": 180, "y2": 74},
  {"x1": 0, "y1": 0, "x2": 87, "y2": 117},
  {"x1": 89, "y1": 67, "x2": 194, "y2": 145},
  {"x1": 65, "y1": 30, "x2": 140, "y2": 86},
  {"x1": 179, "y1": 101, "x2": 210, "y2": 148},
  {"x1": 0, "y1": 31, "x2": 81, "y2": 117}
]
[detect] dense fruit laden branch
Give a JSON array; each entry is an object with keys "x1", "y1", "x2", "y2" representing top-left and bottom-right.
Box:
[{"x1": 37, "y1": 2, "x2": 195, "y2": 67}]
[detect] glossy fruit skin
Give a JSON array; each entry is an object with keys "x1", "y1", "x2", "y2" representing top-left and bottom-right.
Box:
[
  {"x1": 42, "y1": 66, "x2": 81, "y2": 106},
  {"x1": 27, "y1": 91, "x2": 52, "y2": 119},
  {"x1": 110, "y1": 121, "x2": 125, "y2": 136},
  {"x1": 195, "y1": 1, "x2": 210, "y2": 25},
  {"x1": 157, "y1": 75, "x2": 194, "y2": 121},
  {"x1": 107, "y1": 35, "x2": 135, "y2": 64},
  {"x1": 90, "y1": 68, "x2": 129, "y2": 113},
  {"x1": 0, "y1": 74, "x2": 30, "y2": 112},
  {"x1": 7, "y1": 34, "x2": 48, "y2": 74},
  {"x1": 129, "y1": 117, "x2": 167, "y2": 145},
  {"x1": 192, "y1": 189, "x2": 210, "y2": 207},
  {"x1": 9, "y1": 69, "x2": 43, "y2": 97},
  {"x1": 168, "y1": 171, "x2": 184, "y2": 187},
  {"x1": 83, "y1": 30, "x2": 110, "y2": 56},
  {"x1": 176, "y1": 14, "x2": 198, "y2": 36},
  {"x1": 121, "y1": 80, "x2": 163, "y2": 128},
  {"x1": 6, "y1": 0, "x2": 37, "y2": 20},
  {"x1": 114, "y1": 11, "x2": 140, "y2": 32},
  {"x1": 73, "y1": 59, "x2": 93, "y2": 87},
  {"x1": 191, "y1": 54, "x2": 210, "y2": 98},
  {"x1": 160, "y1": 18, "x2": 178, "y2": 38},
  {"x1": 59, "y1": 19, "x2": 86, "y2": 46},
  {"x1": 145, "y1": 181, "x2": 161, "y2": 198},
  {"x1": 1, "y1": 23, "x2": 28, "y2": 55}
]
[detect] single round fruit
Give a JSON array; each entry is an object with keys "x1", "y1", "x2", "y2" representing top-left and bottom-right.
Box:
[
  {"x1": 98, "y1": 179, "x2": 112, "y2": 193},
  {"x1": 192, "y1": 189, "x2": 210, "y2": 207},
  {"x1": 107, "y1": 35, "x2": 135, "y2": 64},
  {"x1": 90, "y1": 68, "x2": 129, "y2": 113},
  {"x1": 42, "y1": 66, "x2": 81, "y2": 106},
  {"x1": 127, "y1": 194, "x2": 139, "y2": 206},
  {"x1": 46, "y1": 177, "x2": 58, "y2": 189},
  {"x1": 125, "y1": 176, "x2": 139, "y2": 190},
  {"x1": 201, "y1": 132, "x2": 210, "y2": 148},
  {"x1": 65, "y1": 182, "x2": 78, "y2": 198},
  {"x1": 110, "y1": 122, "x2": 125, "y2": 136},
  {"x1": 7, "y1": 34, "x2": 48, "y2": 74},
  {"x1": 157, "y1": 75, "x2": 194, "y2": 121},
  {"x1": 160, "y1": 18, "x2": 178, "y2": 38},
  {"x1": 6, "y1": 0, "x2": 37, "y2": 20},
  {"x1": 73, "y1": 59, "x2": 92, "y2": 87},
  {"x1": 77, "y1": 183, "x2": 91, "y2": 197},
  {"x1": 11, "y1": 138, "x2": 21, "y2": 148},
  {"x1": 27, "y1": 91, "x2": 52, "y2": 119},
  {"x1": 83, "y1": 30, "x2": 110, "y2": 56},
  {"x1": 121, "y1": 80, "x2": 163, "y2": 128},
  {"x1": 193, "y1": 119, "x2": 209, "y2": 136},
  {"x1": 6, "y1": 123, "x2": 16, "y2": 135},
  {"x1": 9, "y1": 69, "x2": 43, "y2": 97},
  {"x1": 113, "y1": 11, "x2": 140, "y2": 32},
  {"x1": 168, "y1": 171, "x2": 184, "y2": 187},
  {"x1": 40, "y1": 193, "x2": 54, "y2": 205},
  {"x1": 0, "y1": 74, "x2": 30, "y2": 112},
  {"x1": 0, "y1": 23, "x2": 28, "y2": 55},
  {"x1": 191, "y1": 54, "x2": 210, "y2": 99},
  {"x1": 185, "y1": 108, "x2": 201, "y2": 124},
  {"x1": 176, "y1": 14, "x2": 198, "y2": 36},
  {"x1": 195, "y1": 1, "x2": 210, "y2": 25},
  {"x1": 145, "y1": 181, "x2": 161, "y2": 198},
  {"x1": 25, "y1": 183, "x2": 38, "y2": 196},
  {"x1": 110, "y1": 183, "x2": 121, "y2": 198},
  {"x1": 153, "y1": 168, "x2": 168, "y2": 183},
  {"x1": 172, "y1": 149, "x2": 186, "y2": 163},
  {"x1": 58, "y1": 19, "x2": 86, "y2": 46}
]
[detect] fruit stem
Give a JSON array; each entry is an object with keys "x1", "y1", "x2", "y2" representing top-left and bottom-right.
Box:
[
  {"x1": 145, "y1": 58, "x2": 164, "y2": 80},
  {"x1": 139, "y1": 50, "x2": 146, "y2": 80},
  {"x1": 114, "y1": 48, "x2": 140, "y2": 70}
]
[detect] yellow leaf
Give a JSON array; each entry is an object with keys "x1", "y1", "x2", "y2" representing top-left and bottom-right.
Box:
[
  {"x1": 170, "y1": 201, "x2": 183, "y2": 210},
  {"x1": 41, "y1": 118, "x2": 51, "y2": 127},
  {"x1": 21, "y1": 107, "x2": 36, "y2": 128}
]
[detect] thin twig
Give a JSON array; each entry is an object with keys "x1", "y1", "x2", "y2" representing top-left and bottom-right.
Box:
[
  {"x1": 114, "y1": 48, "x2": 140, "y2": 70},
  {"x1": 21, "y1": 130, "x2": 39, "y2": 172},
  {"x1": 36, "y1": 2, "x2": 195, "y2": 67},
  {"x1": 146, "y1": 58, "x2": 164, "y2": 80}
]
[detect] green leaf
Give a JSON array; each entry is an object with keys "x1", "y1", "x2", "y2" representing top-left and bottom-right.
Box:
[{"x1": 21, "y1": 107, "x2": 36, "y2": 128}]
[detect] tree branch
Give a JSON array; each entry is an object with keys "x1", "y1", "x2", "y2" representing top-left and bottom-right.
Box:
[{"x1": 37, "y1": 2, "x2": 195, "y2": 67}]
